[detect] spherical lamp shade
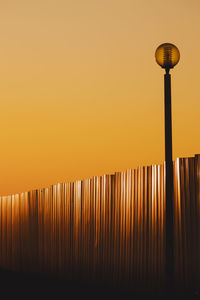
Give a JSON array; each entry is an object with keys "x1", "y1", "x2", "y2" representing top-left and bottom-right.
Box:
[{"x1": 155, "y1": 43, "x2": 180, "y2": 69}]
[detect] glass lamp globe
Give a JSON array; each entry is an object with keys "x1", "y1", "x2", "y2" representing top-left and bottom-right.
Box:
[{"x1": 155, "y1": 43, "x2": 180, "y2": 69}]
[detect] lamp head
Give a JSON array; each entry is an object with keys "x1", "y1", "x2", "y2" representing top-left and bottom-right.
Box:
[{"x1": 155, "y1": 43, "x2": 180, "y2": 71}]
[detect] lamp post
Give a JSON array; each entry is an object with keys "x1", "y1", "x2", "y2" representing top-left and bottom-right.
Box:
[{"x1": 155, "y1": 43, "x2": 180, "y2": 293}]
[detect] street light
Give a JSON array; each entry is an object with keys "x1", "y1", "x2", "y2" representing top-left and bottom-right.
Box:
[
  {"x1": 155, "y1": 43, "x2": 180, "y2": 293},
  {"x1": 155, "y1": 43, "x2": 180, "y2": 70}
]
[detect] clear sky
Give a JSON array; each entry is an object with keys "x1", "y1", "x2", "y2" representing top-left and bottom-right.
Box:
[{"x1": 0, "y1": 0, "x2": 200, "y2": 195}]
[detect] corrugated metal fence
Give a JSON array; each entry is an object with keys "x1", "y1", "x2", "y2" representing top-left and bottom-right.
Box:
[{"x1": 0, "y1": 155, "x2": 200, "y2": 292}]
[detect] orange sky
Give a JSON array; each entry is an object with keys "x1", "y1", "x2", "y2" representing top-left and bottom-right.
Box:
[{"x1": 0, "y1": 0, "x2": 200, "y2": 196}]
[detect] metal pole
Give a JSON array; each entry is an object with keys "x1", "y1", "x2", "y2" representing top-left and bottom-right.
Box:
[{"x1": 164, "y1": 69, "x2": 174, "y2": 293}]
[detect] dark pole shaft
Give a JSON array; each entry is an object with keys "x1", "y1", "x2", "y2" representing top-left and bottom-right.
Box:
[{"x1": 164, "y1": 71, "x2": 174, "y2": 292}]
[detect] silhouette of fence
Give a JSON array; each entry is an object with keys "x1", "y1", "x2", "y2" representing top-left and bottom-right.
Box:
[{"x1": 0, "y1": 155, "x2": 200, "y2": 292}]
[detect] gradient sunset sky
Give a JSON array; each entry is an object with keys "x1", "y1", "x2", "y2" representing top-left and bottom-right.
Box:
[{"x1": 0, "y1": 0, "x2": 200, "y2": 196}]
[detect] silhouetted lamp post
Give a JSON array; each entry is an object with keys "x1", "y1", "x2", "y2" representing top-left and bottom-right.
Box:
[{"x1": 155, "y1": 43, "x2": 180, "y2": 291}]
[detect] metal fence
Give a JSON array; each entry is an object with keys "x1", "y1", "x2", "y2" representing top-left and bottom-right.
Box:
[{"x1": 0, "y1": 155, "x2": 200, "y2": 292}]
